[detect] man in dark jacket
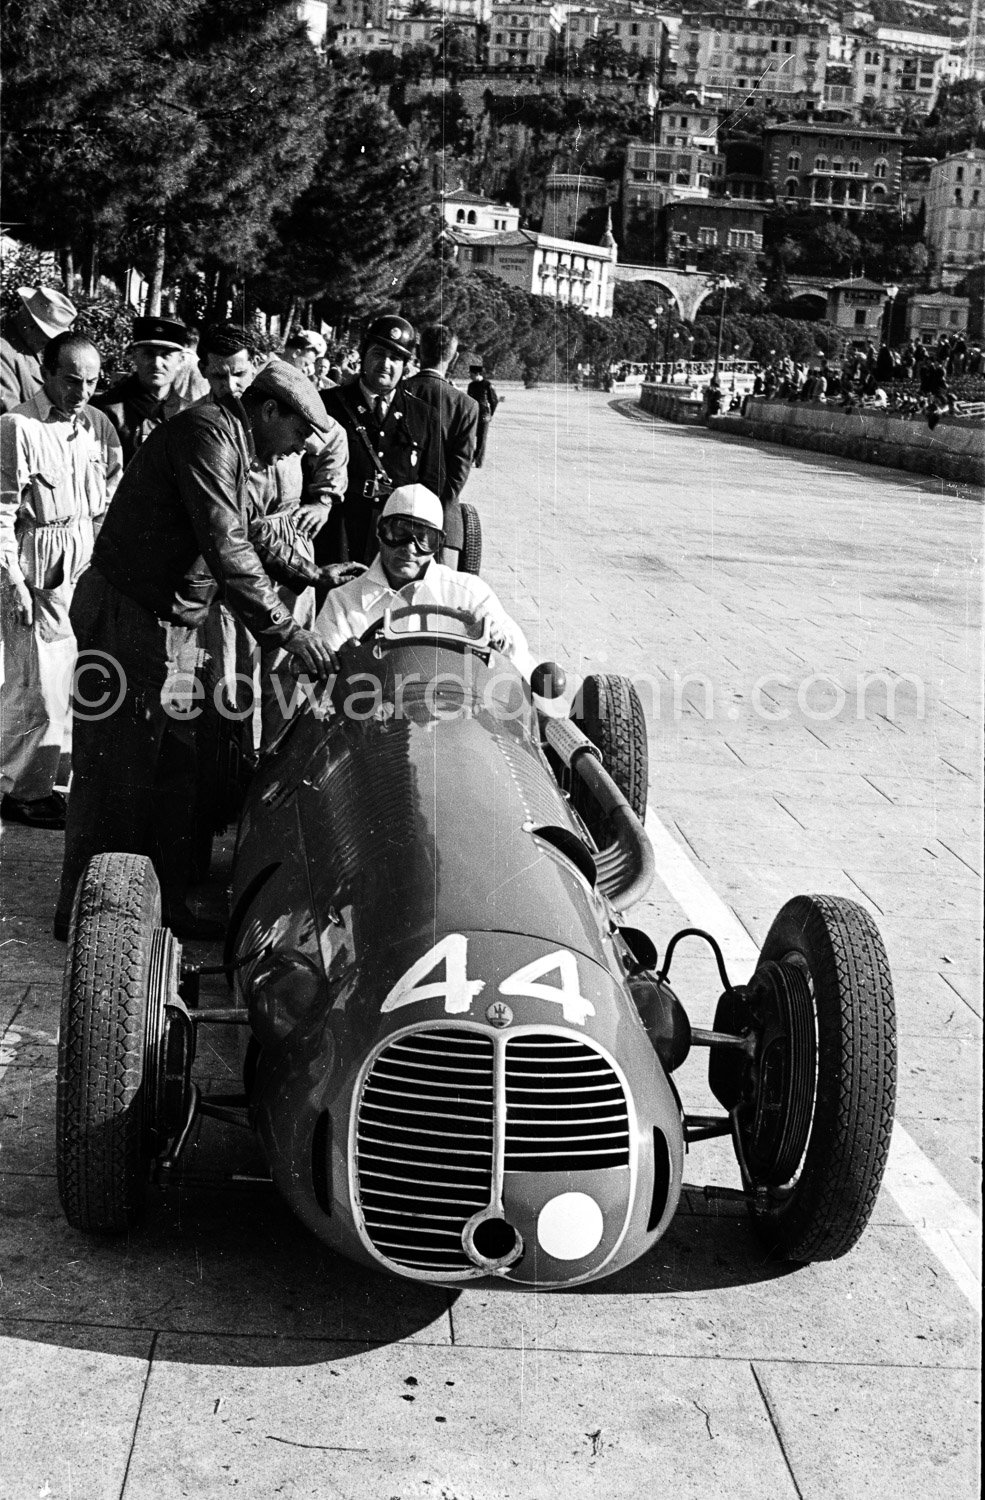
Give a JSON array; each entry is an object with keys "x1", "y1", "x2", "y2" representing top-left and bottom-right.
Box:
[
  {"x1": 466, "y1": 363, "x2": 499, "y2": 468},
  {"x1": 321, "y1": 315, "x2": 459, "y2": 566},
  {"x1": 403, "y1": 324, "x2": 479, "y2": 505},
  {"x1": 55, "y1": 362, "x2": 338, "y2": 941},
  {"x1": 92, "y1": 315, "x2": 193, "y2": 465}
]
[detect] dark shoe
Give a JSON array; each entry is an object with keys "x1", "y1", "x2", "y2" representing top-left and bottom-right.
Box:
[
  {"x1": 1, "y1": 792, "x2": 67, "y2": 829},
  {"x1": 165, "y1": 904, "x2": 226, "y2": 942}
]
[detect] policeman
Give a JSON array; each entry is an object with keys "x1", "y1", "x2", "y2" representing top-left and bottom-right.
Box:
[
  {"x1": 466, "y1": 362, "x2": 499, "y2": 469},
  {"x1": 321, "y1": 315, "x2": 458, "y2": 566},
  {"x1": 92, "y1": 315, "x2": 195, "y2": 466}
]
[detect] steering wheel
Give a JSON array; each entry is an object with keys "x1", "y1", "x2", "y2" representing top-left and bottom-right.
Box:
[{"x1": 355, "y1": 605, "x2": 495, "y2": 656}]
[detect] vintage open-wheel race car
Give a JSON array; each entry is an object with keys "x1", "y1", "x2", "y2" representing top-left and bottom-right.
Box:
[{"x1": 56, "y1": 604, "x2": 897, "y2": 1286}]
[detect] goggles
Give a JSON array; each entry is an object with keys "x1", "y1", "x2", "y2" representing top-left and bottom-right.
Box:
[{"x1": 378, "y1": 517, "x2": 444, "y2": 555}]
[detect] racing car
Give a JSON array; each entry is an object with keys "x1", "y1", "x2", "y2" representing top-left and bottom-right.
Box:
[{"x1": 56, "y1": 605, "x2": 897, "y2": 1287}]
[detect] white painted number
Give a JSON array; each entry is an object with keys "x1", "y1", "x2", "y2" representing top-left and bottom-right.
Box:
[
  {"x1": 498, "y1": 949, "x2": 595, "y2": 1026},
  {"x1": 382, "y1": 933, "x2": 485, "y2": 1015},
  {"x1": 382, "y1": 937, "x2": 595, "y2": 1026}
]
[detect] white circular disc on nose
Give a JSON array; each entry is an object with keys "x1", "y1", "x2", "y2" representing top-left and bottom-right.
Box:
[{"x1": 536, "y1": 1192, "x2": 604, "y2": 1260}]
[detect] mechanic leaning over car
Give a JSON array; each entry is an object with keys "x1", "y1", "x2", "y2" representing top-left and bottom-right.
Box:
[
  {"x1": 315, "y1": 483, "x2": 532, "y2": 677},
  {"x1": 53, "y1": 361, "x2": 342, "y2": 943},
  {"x1": 320, "y1": 315, "x2": 463, "y2": 570},
  {"x1": 195, "y1": 322, "x2": 359, "y2": 749}
]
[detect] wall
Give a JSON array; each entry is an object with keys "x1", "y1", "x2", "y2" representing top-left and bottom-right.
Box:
[{"x1": 712, "y1": 397, "x2": 984, "y2": 485}]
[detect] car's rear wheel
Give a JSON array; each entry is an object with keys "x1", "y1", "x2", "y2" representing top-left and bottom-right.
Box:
[
  {"x1": 56, "y1": 853, "x2": 167, "y2": 1233},
  {"x1": 459, "y1": 502, "x2": 482, "y2": 575},
  {"x1": 714, "y1": 893, "x2": 896, "y2": 1261},
  {"x1": 570, "y1": 672, "x2": 648, "y2": 846}
]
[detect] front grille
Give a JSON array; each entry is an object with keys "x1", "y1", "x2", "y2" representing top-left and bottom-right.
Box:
[
  {"x1": 355, "y1": 1027, "x2": 630, "y2": 1275},
  {"x1": 504, "y1": 1036, "x2": 630, "y2": 1172},
  {"x1": 355, "y1": 1029, "x2": 494, "y2": 1273}
]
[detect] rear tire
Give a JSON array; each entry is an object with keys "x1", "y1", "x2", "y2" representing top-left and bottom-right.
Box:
[
  {"x1": 725, "y1": 894, "x2": 897, "y2": 1262},
  {"x1": 570, "y1": 673, "x2": 648, "y2": 846},
  {"x1": 56, "y1": 854, "x2": 163, "y2": 1233},
  {"x1": 459, "y1": 502, "x2": 482, "y2": 575}
]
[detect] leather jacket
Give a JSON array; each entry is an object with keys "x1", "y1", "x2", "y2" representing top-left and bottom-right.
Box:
[{"x1": 92, "y1": 395, "x2": 300, "y2": 648}]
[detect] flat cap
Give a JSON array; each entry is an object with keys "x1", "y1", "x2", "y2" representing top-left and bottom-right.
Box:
[{"x1": 250, "y1": 358, "x2": 329, "y2": 433}]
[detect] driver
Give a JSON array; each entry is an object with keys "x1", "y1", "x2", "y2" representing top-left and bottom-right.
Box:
[{"x1": 315, "y1": 484, "x2": 531, "y2": 675}]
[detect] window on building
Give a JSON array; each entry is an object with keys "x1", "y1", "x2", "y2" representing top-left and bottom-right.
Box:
[
  {"x1": 973, "y1": 190, "x2": 981, "y2": 205},
  {"x1": 832, "y1": 157, "x2": 843, "y2": 173},
  {"x1": 785, "y1": 177, "x2": 799, "y2": 196},
  {"x1": 854, "y1": 309, "x2": 868, "y2": 326},
  {"x1": 467, "y1": 211, "x2": 477, "y2": 224},
  {"x1": 815, "y1": 155, "x2": 828, "y2": 171},
  {"x1": 729, "y1": 229, "x2": 756, "y2": 247},
  {"x1": 697, "y1": 227, "x2": 717, "y2": 245},
  {"x1": 956, "y1": 165, "x2": 964, "y2": 181},
  {"x1": 784, "y1": 40, "x2": 792, "y2": 53},
  {"x1": 955, "y1": 188, "x2": 963, "y2": 205},
  {"x1": 771, "y1": 38, "x2": 778, "y2": 51},
  {"x1": 873, "y1": 158, "x2": 887, "y2": 179},
  {"x1": 787, "y1": 153, "x2": 800, "y2": 170},
  {"x1": 456, "y1": 209, "x2": 465, "y2": 222},
  {"x1": 848, "y1": 158, "x2": 861, "y2": 175},
  {"x1": 872, "y1": 184, "x2": 886, "y2": 200},
  {"x1": 951, "y1": 310, "x2": 961, "y2": 323}
]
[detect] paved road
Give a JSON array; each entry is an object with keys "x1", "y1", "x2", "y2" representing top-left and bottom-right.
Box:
[{"x1": 1, "y1": 388, "x2": 980, "y2": 1499}]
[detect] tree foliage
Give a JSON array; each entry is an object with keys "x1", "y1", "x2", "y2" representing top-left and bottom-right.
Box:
[
  {"x1": 1, "y1": 0, "x2": 322, "y2": 303},
  {"x1": 257, "y1": 80, "x2": 434, "y2": 323}
]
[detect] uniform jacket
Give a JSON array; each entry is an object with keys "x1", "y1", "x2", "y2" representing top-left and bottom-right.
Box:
[
  {"x1": 402, "y1": 369, "x2": 479, "y2": 503},
  {"x1": 321, "y1": 381, "x2": 461, "y2": 559},
  {"x1": 466, "y1": 377, "x2": 499, "y2": 420},
  {"x1": 91, "y1": 395, "x2": 300, "y2": 649},
  {"x1": 92, "y1": 372, "x2": 190, "y2": 467},
  {"x1": 0, "y1": 325, "x2": 44, "y2": 415}
]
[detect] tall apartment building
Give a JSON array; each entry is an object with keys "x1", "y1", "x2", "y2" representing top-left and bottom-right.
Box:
[
  {"x1": 677, "y1": 8, "x2": 828, "y2": 106},
  {"x1": 925, "y1": 149, "x2": 985, "y2": 271},
  {"x1": 602, "y1": 8, "x2": 668, "y2": 71},
  {"x1": 488, "y1": 2, "x2": 566, "y2": 67},
  {"x1": 853, "y1": 37, "x2": 952, "y2": 114},
  {"x1": 763, "y1": 122, "x2": 906, "y2": 211}
]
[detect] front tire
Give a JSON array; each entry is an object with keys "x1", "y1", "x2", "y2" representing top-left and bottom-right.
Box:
[
  {"x1": 459, "y1": 502, "x2": 482, "y2": 575},
  {"x1": 722, "y1": 894, "x2": 896, "y2": 1261},
  {"x1": 570, "y1": 672, "x2": 648, "y2": 846},
  {"x1": 56, "y1": 853, "x2": 164, "y2": 1233}
]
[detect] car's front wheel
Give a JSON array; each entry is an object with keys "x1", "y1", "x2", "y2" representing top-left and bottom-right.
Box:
[
  {"x1": 570, "y1": 672, "x2": 649, "y2": 847},
  {"x1": 713, "y1": 893, "x2": 897, "y2": 1261},
  {"x1": 56, "y1": 853, "x2": 168, "y2": 1233}
]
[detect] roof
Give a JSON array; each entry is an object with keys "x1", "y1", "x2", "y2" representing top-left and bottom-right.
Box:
[
  {"x1": 764, "y1": 122, "x2": 907, "y2": 141},
  {"x1": 441, "y1": 189, "x2": 502, "y2": 206},
  {"x1": 828, "y1": 277, "x2": 889, "y2": 292}
]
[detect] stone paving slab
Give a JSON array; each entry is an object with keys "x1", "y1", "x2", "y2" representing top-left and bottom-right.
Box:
[
  {"x1": 446, "y1": 1221, "x2": 979, "y2": 1370},
  {"x1": 752, "y1": 1360, "x2": 980, "y2": 1500},
  {"x1": 120, "y1": 1338, "x2": 800, "y2": 1500},
  {"x1": 0, "y1": 1173, "x2": 453, "y2": 1347},
  {"x1": 0, "y1": 1325, "x2": 154, "y2": 1500}
]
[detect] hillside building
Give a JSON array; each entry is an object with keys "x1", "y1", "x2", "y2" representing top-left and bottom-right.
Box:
[
  {"x1": 925, "y1": 149, "x2": 985, "y2": 272},
  {"x1": 543, "y1": 173, "x2": 612, "y2": 239},
  {"x1": 763, "y1": 122, "x2": 906, "y2": 211},
  {"x1": 488, "y1": 2, "x2": 566, "y2": 68},
  {"x1": 439, "y1": 189, "x2": 521, "y2": 234},
  {"x1": 905, "y1": 291, "x2": 971, "y2": 342},
  {"x1": 825, "y1": 276, "x2": 890, "y2": 336},
  {"x1": 661, "y1": 197, "x2": 764, "y2": 266},
  {"x1": 677, "y1": 8, "x2": 829, "y2": 106},
  {"x1": 442, "y1": 223, "x2": 617, "y2": 316}
]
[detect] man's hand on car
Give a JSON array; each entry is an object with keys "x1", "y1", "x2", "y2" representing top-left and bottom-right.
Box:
[
  {"x1": 294, "y1": 502, "x2": 333, "y2": 539},
  {"x1": 318, "y1": 562, "x2": 367, "y2": 590},
  {"x1": 285, "y1": 629, "x2": 339, "y2": 679}
]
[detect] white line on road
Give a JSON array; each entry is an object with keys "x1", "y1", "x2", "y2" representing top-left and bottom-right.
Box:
[{"x1": 644, "y1": 804, "x2": 983, "y2": 1314}]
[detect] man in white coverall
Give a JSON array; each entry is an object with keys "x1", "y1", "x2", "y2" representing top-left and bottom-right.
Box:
[{"x1": 0, "y1": 333, "x2": 122, "y2": 828}]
